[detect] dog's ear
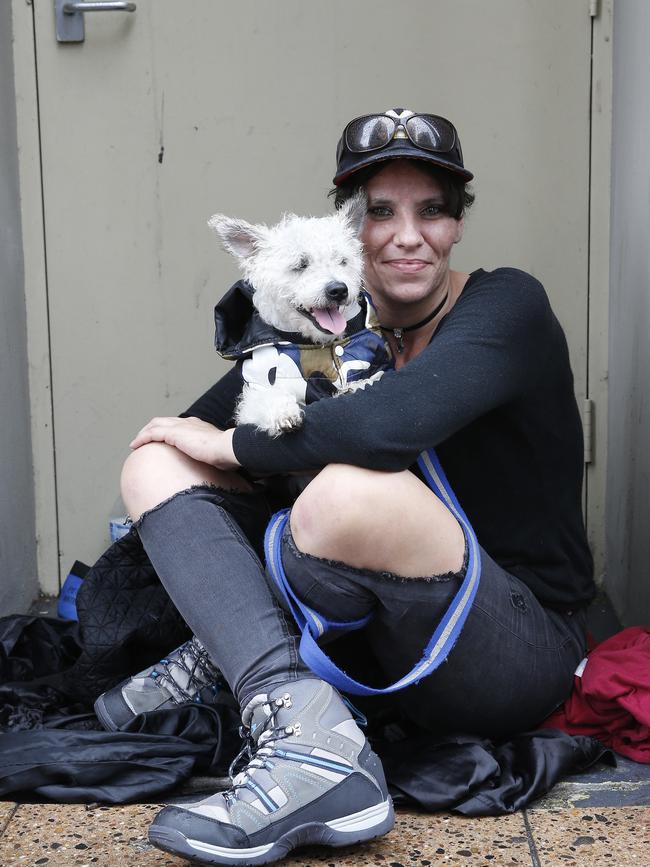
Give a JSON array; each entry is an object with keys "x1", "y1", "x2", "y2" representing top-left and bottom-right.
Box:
[
  {"x1": 338, "y1": 190, "x2": 367, "y2": 237},
  {"x1": 207, "y1": 215, "x2": 267, "y2": 260}
]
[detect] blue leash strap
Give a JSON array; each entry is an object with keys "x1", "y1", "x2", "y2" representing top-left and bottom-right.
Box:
[
  {"x1": 264, "y1": 513, "x2": 373, "y2": 637},
  {"x1": 264, "y1": 447, "x2": 481, "y2": 696}
]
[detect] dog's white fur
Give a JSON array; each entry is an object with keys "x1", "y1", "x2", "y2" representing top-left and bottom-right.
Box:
[
  {"x1": 208, "y1": 194, "x2": 373, "y2": 435},
  {"x1": 209, "y1": 195, "x2": 366, "y2": 341}
]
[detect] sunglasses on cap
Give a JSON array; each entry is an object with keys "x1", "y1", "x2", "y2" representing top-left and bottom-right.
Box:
[
  {"x1": 343, "y1": 112, "x2": 460, "y2": 156},
  {"x1": 333, "y1": 110, "x2": 473, "y2": 185}
]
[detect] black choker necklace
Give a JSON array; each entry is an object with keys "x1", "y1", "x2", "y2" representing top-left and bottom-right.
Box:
[{"x1": 380, "y1": 291, "x2": 449, "y2": 353}]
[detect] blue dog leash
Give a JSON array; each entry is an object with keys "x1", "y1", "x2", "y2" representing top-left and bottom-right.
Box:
[{"x1": 264, "y1": 447, "x2": 481, "y2": 696}]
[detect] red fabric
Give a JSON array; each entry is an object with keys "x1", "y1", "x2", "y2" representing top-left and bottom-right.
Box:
[{"x1": 542, "y1": 627, "x2": 650, "y2": 762}]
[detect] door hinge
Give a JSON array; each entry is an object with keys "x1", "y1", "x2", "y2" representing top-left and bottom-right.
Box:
[
  {"x1": 589, "y1": 0, "x2": 599, "y2": 18},
  {"x1": 583, "y1": 399, "x2": 594, "y2": 464}
]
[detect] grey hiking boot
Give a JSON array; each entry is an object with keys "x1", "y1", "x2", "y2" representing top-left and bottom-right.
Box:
[
  {"x1": 94, "y1": 636, "x2": 226, "y2": 731},
  {"x1": 148, "y1": 678, "x2": 394, "y2": 865}
]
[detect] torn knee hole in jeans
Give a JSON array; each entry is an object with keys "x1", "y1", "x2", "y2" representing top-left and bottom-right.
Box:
[{"x1": 283, "y1": 525, "x2": 469, "y2": 584}]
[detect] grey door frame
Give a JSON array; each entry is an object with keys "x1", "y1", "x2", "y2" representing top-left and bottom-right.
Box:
[{"x1": 586, "y1": 0, "x2": 613, "y2": 585}]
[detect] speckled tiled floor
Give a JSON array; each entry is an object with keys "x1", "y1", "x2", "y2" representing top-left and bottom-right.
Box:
[
  {"x1": 0, "y1": 803, "x2": 183, "y2": 866},
  {"x1": 7, "y1": 596, "x2": 649, "y2": 865},
  {"x1": 525, "y1": 806, "x2": 650, "y2": 866},
  {"x1": 1, "y1": 801, "x2": 649, "y2": 867},
  {"x1": 0, "y1": 803, "x2": 534, "y2": 867}
]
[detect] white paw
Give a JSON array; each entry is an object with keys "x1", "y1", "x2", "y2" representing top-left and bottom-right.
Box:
[
  {"x1": 236, "y1": 386, "x2": 305, "y2": 437},
  {"x1": 266, "y1": 405, "x2": 304, "y2": 437}
]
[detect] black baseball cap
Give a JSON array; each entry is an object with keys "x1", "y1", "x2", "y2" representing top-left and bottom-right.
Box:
[{"x1": 333, "y1": 108, "x2": 474, "y2": 186}]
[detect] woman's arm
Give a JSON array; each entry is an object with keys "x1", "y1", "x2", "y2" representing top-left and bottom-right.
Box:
[
  {"x1": 231, "y1": 270, "x2": 557, "y2": 474},
  {"x1": 130, "y1": 416, "x2": 238, "y2": 467},
  {"x1": 130, "y1": 270, "x2": 559, "y2": 475}
]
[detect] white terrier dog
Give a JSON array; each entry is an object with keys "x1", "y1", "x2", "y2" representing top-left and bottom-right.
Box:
[{"x1": 208, "y1": 194, "x2": 391, "y2": 436}]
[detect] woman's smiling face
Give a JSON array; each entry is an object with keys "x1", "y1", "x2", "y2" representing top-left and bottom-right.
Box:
[{"x1": 361, "y1": 161, "x2": 464, "y2": 318}]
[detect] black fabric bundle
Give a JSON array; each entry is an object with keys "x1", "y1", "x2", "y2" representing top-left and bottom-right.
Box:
[{"x1": 0, "y1": 531, "x2": 613, "y2": 810}]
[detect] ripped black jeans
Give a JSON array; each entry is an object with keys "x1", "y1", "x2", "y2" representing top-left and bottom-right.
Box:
[
  {"x1": 280, "y1": 523, "x2": 587, "y2": 737},
  {"x1": 136, "y1": 484, "x2": 587, "y2": 738}
]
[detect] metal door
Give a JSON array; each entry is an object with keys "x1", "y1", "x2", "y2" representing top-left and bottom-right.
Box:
[{"x1": 20, "y1": 0, "x2": 596, "y2": 589}]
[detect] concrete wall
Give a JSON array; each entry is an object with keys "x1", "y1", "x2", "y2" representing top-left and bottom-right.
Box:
[
  {"x1": 605, "y1": 0, "x2": 650, "y2": 625},
  {"x1": 0, "y1": 2, "x2": 39, "y2": 614}
]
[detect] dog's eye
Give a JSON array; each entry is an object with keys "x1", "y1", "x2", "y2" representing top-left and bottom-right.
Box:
[
  {"x1": 293, "y1": 255, "x2": 310, "y2": 272},
  {"x1": 340, "y1": 258, "x2": 348, "y2": 267}
]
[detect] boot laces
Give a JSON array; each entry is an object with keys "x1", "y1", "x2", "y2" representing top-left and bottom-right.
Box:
[
  {"x1": 149, "y1": 637, "x2": 222, "y2": 704},
  {"x1": 223, "y1": 694, "x2": 296, "y2": 809}
]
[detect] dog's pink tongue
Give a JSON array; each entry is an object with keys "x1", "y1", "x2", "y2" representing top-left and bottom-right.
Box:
[{"x1": 312, "y1": 306, "x2": 347, "y2": 335}]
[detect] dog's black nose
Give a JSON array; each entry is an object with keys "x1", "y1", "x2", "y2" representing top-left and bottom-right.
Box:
[{"x1": 325, "y1": 281, "x2": 348, "y2": 303}]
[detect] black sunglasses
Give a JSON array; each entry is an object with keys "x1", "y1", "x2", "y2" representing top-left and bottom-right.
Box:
[{"x1": 344, "y1": 113, "x2": 459, "y2": 156}]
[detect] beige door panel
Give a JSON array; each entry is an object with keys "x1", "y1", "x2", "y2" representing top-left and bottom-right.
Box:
[{"x1": 30, "y1": 0, "x2": 593, "y2": 584}]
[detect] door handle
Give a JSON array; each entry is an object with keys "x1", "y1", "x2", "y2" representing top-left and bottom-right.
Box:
[
  {"x1": 54, "y1": 0, "x2": 137, "y2": 43},
  {"x1": 63, "y1": 2, "x2": 137, "y2": 11}
]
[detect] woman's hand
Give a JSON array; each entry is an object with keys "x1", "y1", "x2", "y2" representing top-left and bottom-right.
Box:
[{"x1": 129, "y1": 417, "x2": 240, "y2": 470}]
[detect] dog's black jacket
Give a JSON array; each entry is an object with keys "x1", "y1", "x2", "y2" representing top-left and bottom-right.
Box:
[{"x1": 214, "y1": 280, "x2": 392, "y2": 404}]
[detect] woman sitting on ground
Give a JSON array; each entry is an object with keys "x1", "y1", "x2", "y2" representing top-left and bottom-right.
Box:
[{"x1": 96, "y1": 108, "x2": 595, "y2": 865}]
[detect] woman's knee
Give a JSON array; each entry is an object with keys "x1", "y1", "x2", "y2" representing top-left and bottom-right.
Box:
[
  {"x1": 290, "y1": 463, "x2": 465, "y2": 576},
  {"x1": 290, "y1": 464, "x2": 380, "y2": 544},
  {"x1": 120, "y1": 442, "x2": 249, "y2": 520}
]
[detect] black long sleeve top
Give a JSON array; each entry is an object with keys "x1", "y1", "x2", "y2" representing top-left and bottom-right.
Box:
[{"x1": 188, "y1": 268, "x2": 595, "y2": 611}]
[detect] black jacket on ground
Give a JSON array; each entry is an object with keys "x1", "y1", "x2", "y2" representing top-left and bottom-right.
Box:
[{"x1": 0, "y1": 594, "x2": 611, "y2": 810}]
